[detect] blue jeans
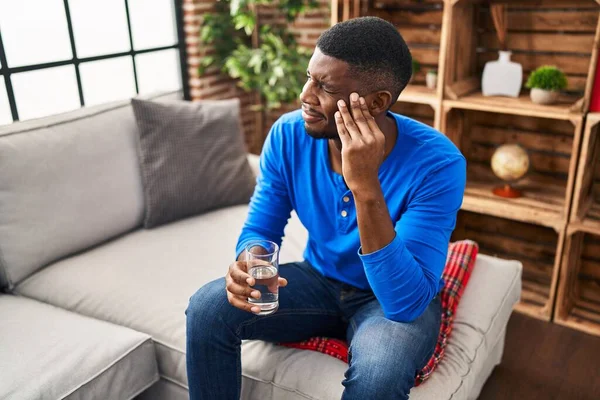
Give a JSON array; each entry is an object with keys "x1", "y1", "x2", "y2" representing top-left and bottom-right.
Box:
[{"x1": 186, "y1": 261, "x2": 441, "y2": 400}]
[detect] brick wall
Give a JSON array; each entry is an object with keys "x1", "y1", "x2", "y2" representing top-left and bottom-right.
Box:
[
  {"x1": 263, "y1": 1, "x2": 331, "y2": 135},
  {"x1": 182, "y1": 0, "x2": 330, "y2": 153},
  {"x1": 290, "y1": 1, "x2": 331, "y2": 48}
]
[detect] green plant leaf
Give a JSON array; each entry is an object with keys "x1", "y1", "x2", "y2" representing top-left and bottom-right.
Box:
[
  {"x1": 525, "y1": 65, "x2": 568, "y2": 91},
  {"x1": 230, "y1": 0, "x2": 241, "y2": 16},
  {"x1": 274, "y1": 65, "x2": 284, "y2": 78},
  {"x1": 199, "y1": 0, "x2": 316, "y2": 109},
  {"x1": 200, "y1": 25, "x2": 212, "y2": 42}
]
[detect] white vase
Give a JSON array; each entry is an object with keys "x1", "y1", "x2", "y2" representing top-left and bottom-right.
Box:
[
  {"x1": 426, "y1": 72, "x2": 437, "y2": 89},
  {"x1": 530, "y1": 88, "x2": 559, "y2": 105},
  {"x1": 481, "y1": 50, "x2": 522, "y2": 98}
]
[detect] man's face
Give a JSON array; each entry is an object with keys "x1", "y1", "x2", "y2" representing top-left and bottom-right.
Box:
[{"x1": 299, "y1": 48, "x2": 362, "y2": 139}]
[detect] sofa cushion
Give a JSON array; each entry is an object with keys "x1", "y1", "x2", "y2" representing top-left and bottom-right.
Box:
[
  {"x1": 131, "y1": 97, "x2": 255, "y2": 228},
  {"x1": 0, "y1": 91, "x2": 180, "y2": 290},
  {"x1": 240, "y1": 253, "x2": 522, "y2": 399},
  {"x1": 15, "y1": 205, "x2": 305, "y2": 390},
  {"x1": 0, "y1": 295, "x2": 158, "y2": 400}
]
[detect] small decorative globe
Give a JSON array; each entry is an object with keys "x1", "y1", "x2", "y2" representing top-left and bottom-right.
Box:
[
  {"x1": 490, "y1": 144, "x2": 529, "y2": 198},
  {"x1": 491, "y1": 144, "x2": 530, "y2": 182}
]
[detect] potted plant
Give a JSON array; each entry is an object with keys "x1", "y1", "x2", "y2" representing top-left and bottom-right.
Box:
[
  {"x1": 426, "y1": 69, "x2": 437, "y2": 89},
  {"x1": 411, "y1": 59, "x2": 420, "y2": 84},
  {"x1": 525, "y1": 65, "x2": 568, "y2": 105},
  {"x1": 199, "y1": 0, "x2": 317, "y2": 110}
]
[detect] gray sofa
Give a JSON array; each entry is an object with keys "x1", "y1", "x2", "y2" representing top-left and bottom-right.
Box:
[{"x1": 0, "y1": 92, "x2": 522, "y2": 400}]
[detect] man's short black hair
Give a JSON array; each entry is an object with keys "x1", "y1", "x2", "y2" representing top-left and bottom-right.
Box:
[{"x1": 316, "y1": 16, "x2": 412, "y2": 103}]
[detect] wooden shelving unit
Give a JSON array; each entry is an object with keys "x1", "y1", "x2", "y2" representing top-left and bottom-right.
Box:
[
  {"x1": 330, "y1": 0, "x2": 600, "y2": 324},
  {"x1": 570, "y1": 113, "x2": 600, "y2": 237},
  {"x1": 555, "y1": 228, "x2": 600, "y2": 337},
  {"x1": 443, "y1": 0, "x2": 600, "y2": 115},
  {"x1": 556, "y1": 113, "x2": 600, "y2": 336},
  {"x1": 398, "y1": 85, "x2": 438, "y2": 108},
  {"x1": 443, "y1": 107, "x2": 583, "y2": 232},
  {"x1": 452, "y1": 210, "x2": 564, "y2": 320},
  {"x1": 390, "y1": 102, "x2": 436, "y2": 127},
  {"x1": 440, "y1": 0, "x2": 600, "y2": 321},
  {"x1": 444, "y1": 93, "x2": 583, "y2": 121}
]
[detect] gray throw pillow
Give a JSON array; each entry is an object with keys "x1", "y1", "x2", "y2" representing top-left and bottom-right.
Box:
[{"x1": 131, "y1": 97, "x2": 255, "y2": 228}]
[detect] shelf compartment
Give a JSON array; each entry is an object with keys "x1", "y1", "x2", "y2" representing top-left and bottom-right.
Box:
[
  {"x1": 391, "y1": 102, "x2": 436, "y2": 128},
  {"x1": 570, "y1": 113, "x2": 600, "y2": 236},
  {"x1": 444, "y1": 93, "x2": 583, "y2": 121},
  {"x1": 367, "y1": 0, "x2": 447, "y2": 100},
  {"x1": 555, "y1": 229, "x2": 600, "y2": 337},
  {"x1": 398, "y1": 85, "x2": 438, "y2": 107},
  {"x1": 443, "y1": 107, "x2": 583, "y2": 231},
  {"x1": 444, "y1": 1, "x2": 600, "y2": 117},
  {"x1": 452, "y1": 210, "x2": 563, "y2": 321}
]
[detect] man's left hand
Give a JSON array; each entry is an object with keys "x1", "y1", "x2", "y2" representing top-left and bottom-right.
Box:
[{"x1": 335, "y1": 92, "x2": 386, "y2": 198}]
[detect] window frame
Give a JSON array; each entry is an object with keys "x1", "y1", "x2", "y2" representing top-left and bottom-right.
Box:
[{"x1": 0, "y1": 0, "x2": 190, "y2": 122}]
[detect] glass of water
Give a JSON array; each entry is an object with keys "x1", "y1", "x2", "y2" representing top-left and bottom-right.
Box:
[{"x1": 245, "y1": 240, "x2": 280, "y2": 315}]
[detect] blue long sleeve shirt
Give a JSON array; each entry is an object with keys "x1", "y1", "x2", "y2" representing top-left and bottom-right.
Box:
[{"x1": 236, "y1": 110, "x2": 466, "y2": 322}]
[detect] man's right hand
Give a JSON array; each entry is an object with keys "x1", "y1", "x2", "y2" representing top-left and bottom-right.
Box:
[{"x1": 225, "y1": 261, "x2": 288, "y2": 313}]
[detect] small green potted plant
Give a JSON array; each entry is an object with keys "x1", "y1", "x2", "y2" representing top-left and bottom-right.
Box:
[
  {"x1": 525, "y1": 65, "x2": 568, "y2": 105},
  {"x1": 410, "y1": 59, "x2": 420, "y2": 84},
  {"x1": 426, "y1": 69, "x2": 437, "y2": 89}
]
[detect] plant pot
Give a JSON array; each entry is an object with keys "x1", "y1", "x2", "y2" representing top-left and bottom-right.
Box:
[
  {"x1": 481, "y1": 50, "x2": 522, "y2": 98},
  {"x1": 426, "y1": 72, "x2": 437, "y2": 89},
  {"x1": 529, "y1": 88, "x2": 560, "y2": 105}
]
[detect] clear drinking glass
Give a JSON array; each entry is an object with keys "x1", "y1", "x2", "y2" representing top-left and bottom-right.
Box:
[{"x1": 245, "y1": 240, "x2": 280, "y2": 315}]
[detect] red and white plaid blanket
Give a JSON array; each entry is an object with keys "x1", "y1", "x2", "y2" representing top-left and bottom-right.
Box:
[{"x1": 280, "y1": 239, "x2": 479, "y2": 386}]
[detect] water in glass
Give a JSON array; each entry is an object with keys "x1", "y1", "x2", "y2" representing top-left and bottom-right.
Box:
[{"x1": 248, "y1": 265, "x2": 279, "y2": 315}]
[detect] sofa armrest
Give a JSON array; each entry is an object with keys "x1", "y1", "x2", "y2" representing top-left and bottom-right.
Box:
[{"x1": 247, "y1": 153, "x2": 260, "y2": 178}]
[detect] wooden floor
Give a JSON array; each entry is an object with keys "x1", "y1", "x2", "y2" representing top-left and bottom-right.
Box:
[{"x1": 479, "y1": 312, "x2": 600, "y2": 400}]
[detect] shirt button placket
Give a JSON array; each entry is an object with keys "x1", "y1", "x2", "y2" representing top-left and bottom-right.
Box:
[{"x1": 338, "y1": 192, "x2": 352, "y2": 232}]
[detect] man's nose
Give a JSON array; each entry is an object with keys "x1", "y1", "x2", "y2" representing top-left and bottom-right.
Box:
[{"x1": 300, "y1": 80, "x2": 318, "y2": 106}]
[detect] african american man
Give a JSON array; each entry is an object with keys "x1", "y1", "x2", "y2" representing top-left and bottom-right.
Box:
[{"x1": 186, "y1": 16, "x2": 466, "y2": 400}]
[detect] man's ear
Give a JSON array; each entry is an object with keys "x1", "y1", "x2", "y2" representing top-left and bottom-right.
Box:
[{"x1": 365, "y1": 90, "x2": 393, "y2": 116}]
